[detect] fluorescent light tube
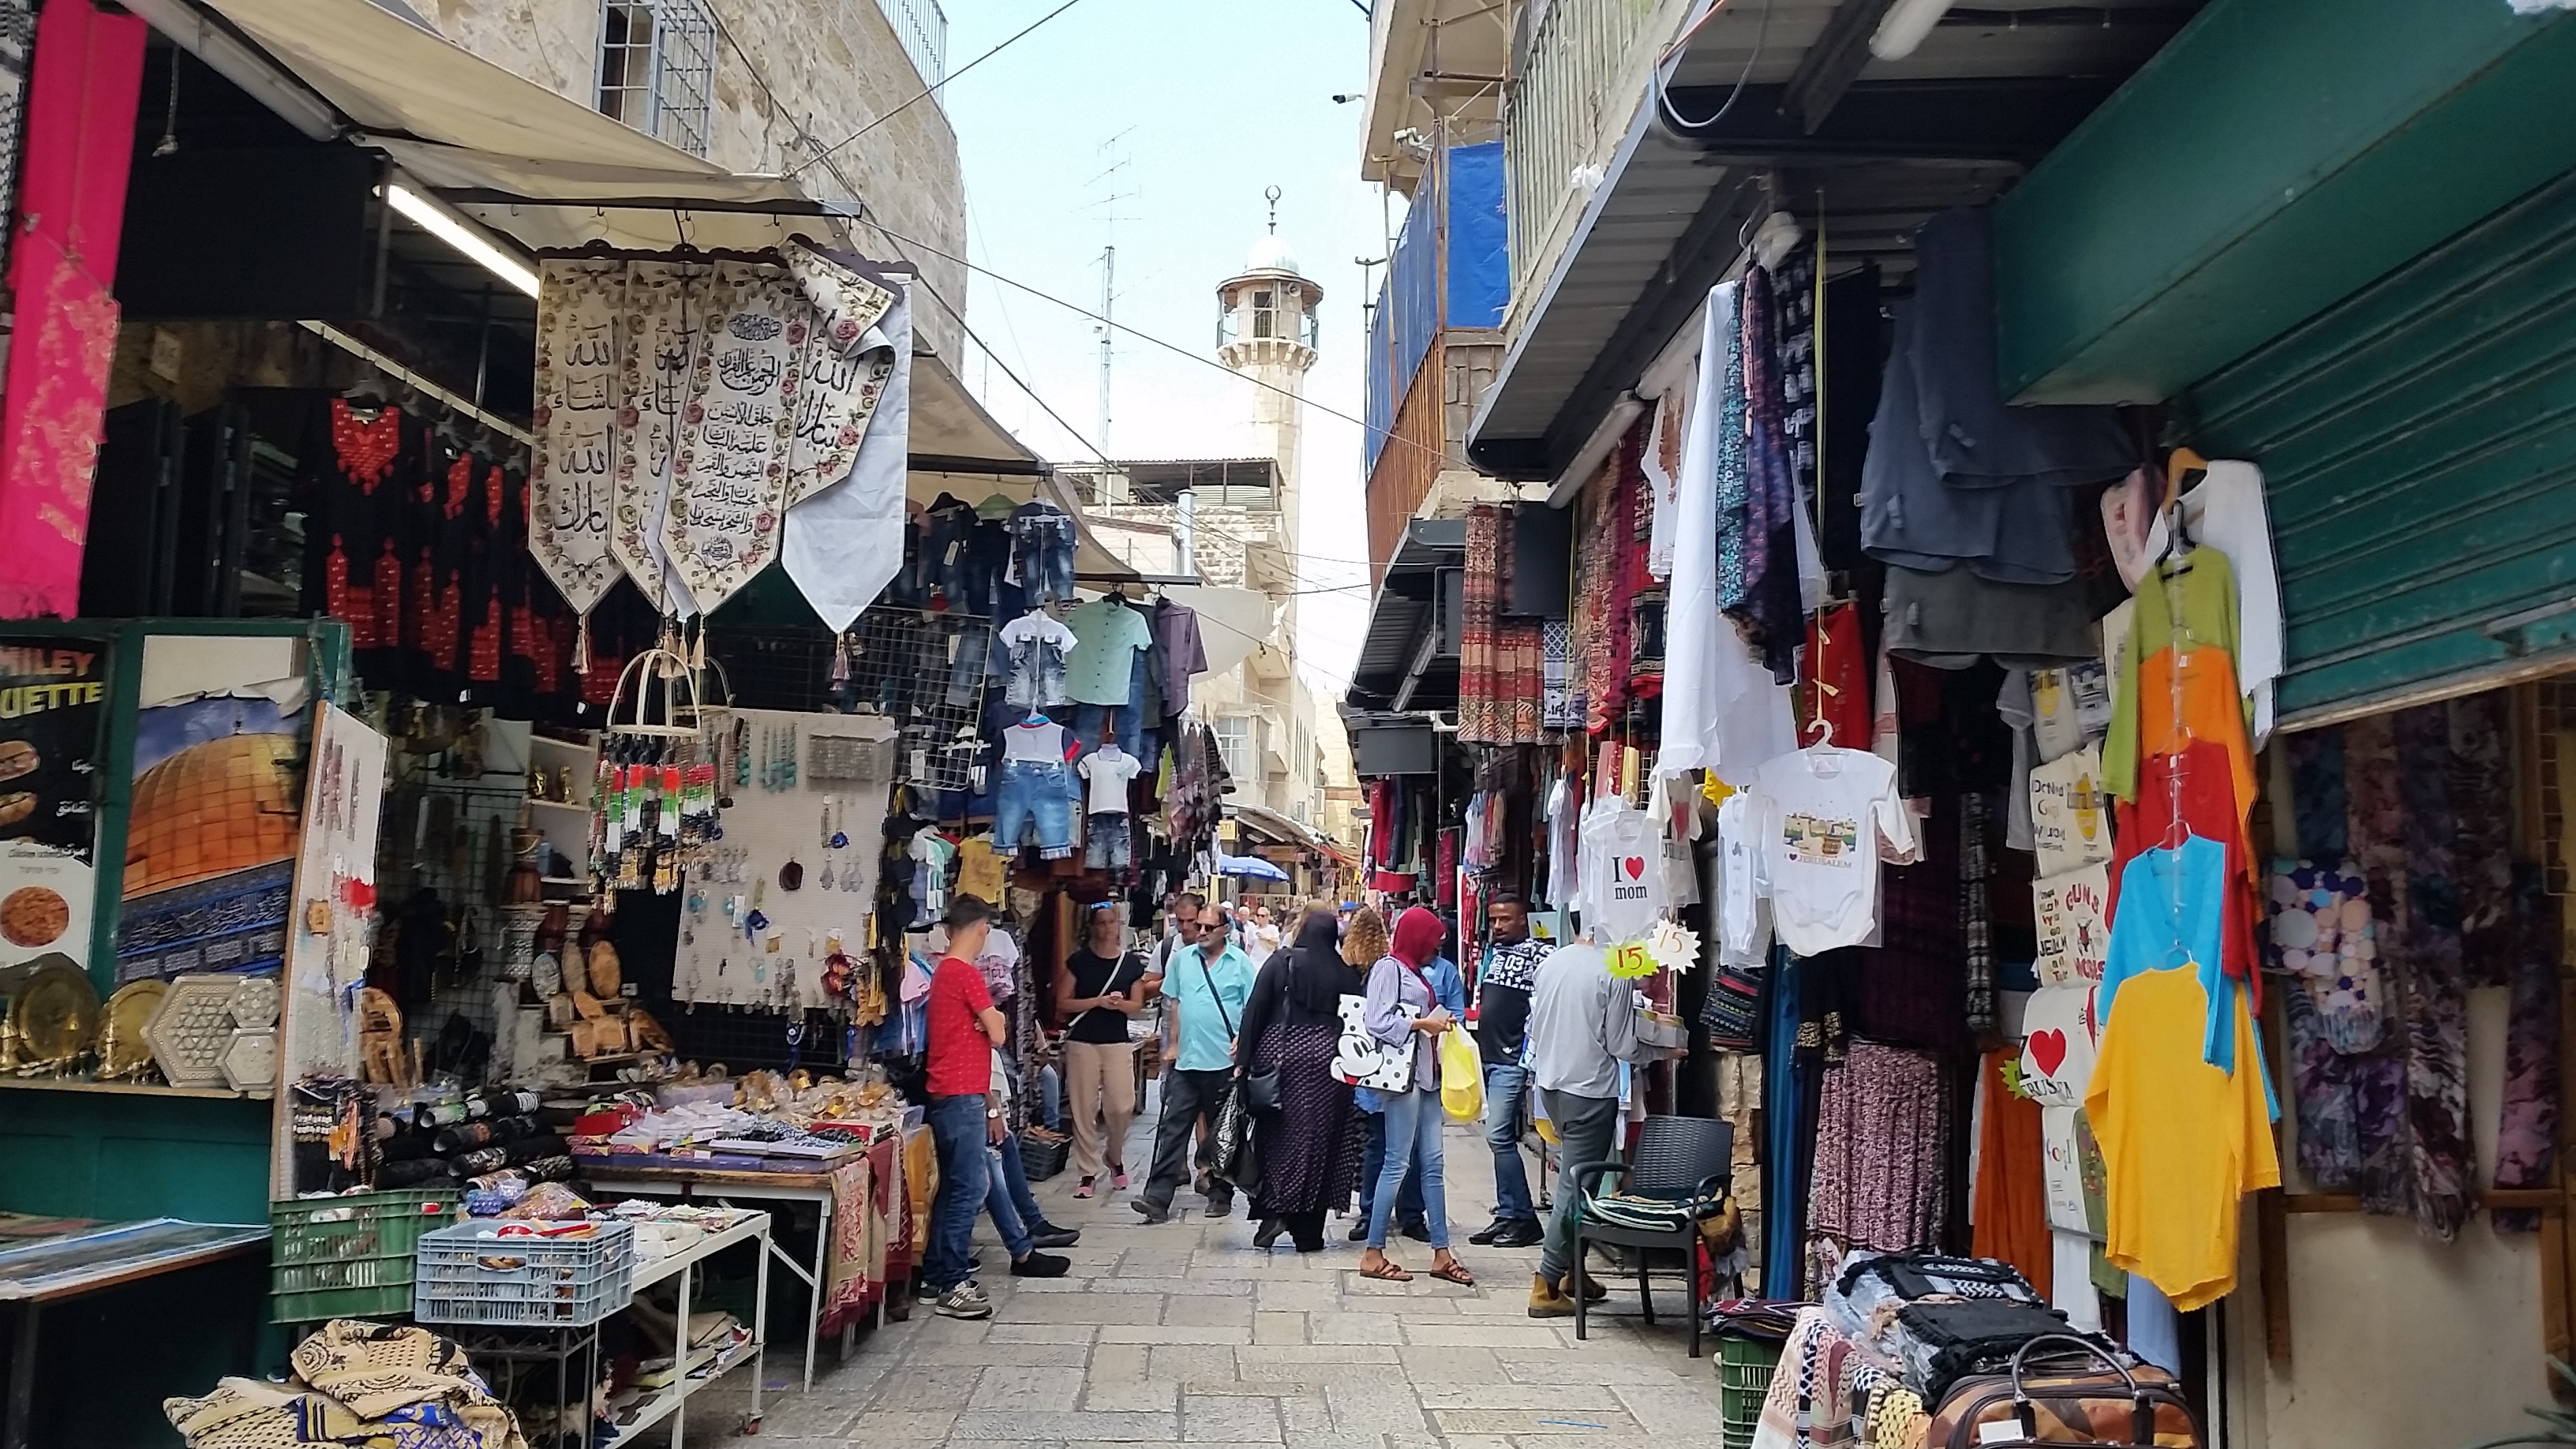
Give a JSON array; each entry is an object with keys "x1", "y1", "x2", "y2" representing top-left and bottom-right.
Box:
[
  {"x1": 1868, "y1": 0, "x2": 1957, "y2": 60},
  {"x1": 385, "y1": 182, "x2": 540, "y2": 298}
]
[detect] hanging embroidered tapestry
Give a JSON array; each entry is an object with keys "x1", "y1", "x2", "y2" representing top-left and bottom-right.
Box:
[
  {"x1": 529, "y1": 258, "x2": 627, "y2": 616},
  {"x1": 661, "y1": 262, "x2": 803, "y2": 615},
  {"x1": 783, "y1": 241, "x2": 896, "y2": 510},
  {"x1": 612, "y1": 259, "x2": 712, "y2": 613}
]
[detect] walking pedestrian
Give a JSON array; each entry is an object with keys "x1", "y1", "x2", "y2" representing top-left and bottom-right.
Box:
[
  {"x1": 1056, "y1": 902, "x2": 1148, "y2": 1198},
  {"x1": 1343, "y1": 907, "x2": 1429, "y2": 1241},
  {"x1": 920, "y1": 896, "x2": 1012, "y2": 1320},
  {"x1": 1468, "y1": 894, "x2": 1548, "y2": 1248},
  {"x1": 1357, "y1": 907, "x2": 1473, "y2": 1286},
  {"x1": 1524, "y1": 939, "x2": 1663, "y2": 1316},
  {"x1": 1237, "y1": 903, "x2": 1367, "y2": 1252},
  {"x1": 1133, "y1": 898, "x2": 1256, "y2": 1222}
]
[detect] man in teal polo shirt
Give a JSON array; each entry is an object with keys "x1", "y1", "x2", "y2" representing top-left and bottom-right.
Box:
[{"x1": 1132, "y1": 898, "x2": 1256, "y2": 1222}]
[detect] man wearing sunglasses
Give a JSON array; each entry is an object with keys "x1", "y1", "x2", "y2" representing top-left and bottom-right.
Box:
[{"x1": 1133, "y1": 900, "x2": 1255, "y2": 1223}]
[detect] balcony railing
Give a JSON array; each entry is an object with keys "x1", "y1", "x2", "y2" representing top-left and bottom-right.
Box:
[
  {"x1": 1503, "y1": 0, "x2": 1664, "y2": 298},
  {"x1": 875, "y1": 0, "x2": 948, "y2": 88},
  {"x1": 1365, "y1": 140, "x2": 1507, "y2": 475}
]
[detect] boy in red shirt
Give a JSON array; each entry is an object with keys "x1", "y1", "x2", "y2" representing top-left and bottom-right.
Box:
[{"x1": 922, "y1": 896, "x2": 1012, "y2": 1319}]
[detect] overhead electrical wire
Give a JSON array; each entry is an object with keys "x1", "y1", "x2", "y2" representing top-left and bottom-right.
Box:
[
  {"x1": 861, "y1": 218, "x2": 1454, "y2": 470},
  {"x1": 789, "y1": 0, "x2": 1093, "y2": 182}
]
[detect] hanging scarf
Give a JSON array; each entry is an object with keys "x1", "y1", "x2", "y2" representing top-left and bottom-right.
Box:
[{"x1": 661, "y1": 260, "x2": 804, "y2": 615}]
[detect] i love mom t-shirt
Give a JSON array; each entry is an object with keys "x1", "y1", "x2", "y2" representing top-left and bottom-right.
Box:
[{"x1": 1577, "y1": 796, "x2": 1664, "y2": 945}]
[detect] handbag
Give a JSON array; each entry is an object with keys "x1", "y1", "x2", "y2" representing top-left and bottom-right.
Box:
[
  {"x1": 1929, "y1": 1335, "x2": 2201, "y2": 1448},
  {"x1": 1331, "y1": 994, "x2": 1414, "y2": 1091},
  {"x1": 1243, "y1": 1063, "x2": 1283, "y2": 1115}
]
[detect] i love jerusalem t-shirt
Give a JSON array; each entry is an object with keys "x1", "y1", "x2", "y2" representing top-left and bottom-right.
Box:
[
  {"x1": 1577, "y1": 796, "x2": 1664, "y2": 945},
  {"x1": 1749, "y1": 745, "x2": 1917, "y2": 955}
]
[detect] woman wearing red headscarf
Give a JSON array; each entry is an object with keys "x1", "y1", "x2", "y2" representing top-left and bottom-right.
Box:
[{"x1": 1357, "y1": 906, "x2": 1473, "y2": 1285}]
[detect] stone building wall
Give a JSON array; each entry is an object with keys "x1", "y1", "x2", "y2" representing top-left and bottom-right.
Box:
[{"x1": 417, "y1": 0, "x2": 967, "y2": 359}]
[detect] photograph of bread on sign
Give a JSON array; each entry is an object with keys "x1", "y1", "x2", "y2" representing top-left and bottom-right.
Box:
[{"x1": 0, "y1": 636, "x2": 106, "y2": 976}]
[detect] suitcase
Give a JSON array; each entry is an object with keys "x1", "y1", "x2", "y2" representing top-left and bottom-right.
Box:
[{"x1": 1929, "y1": 1335, "x2": 2203, "y2": 1448}]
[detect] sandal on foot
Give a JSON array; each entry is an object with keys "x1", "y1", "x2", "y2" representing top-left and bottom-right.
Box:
[
  {"x1": 1428, "y1": 1260, "x2": 1476, "y2": 1287},
  {"x1": 1358, "y1": 1260, "x2": 1413, "y2": 1283}
]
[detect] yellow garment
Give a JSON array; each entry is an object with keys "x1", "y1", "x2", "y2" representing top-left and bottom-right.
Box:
[
  {"x1": 955, "y1": 833, "x2": 1006, "y2": 904},
  {"x1": 2084, "y1": 966, "x2": 2278, "y2": 1312}
]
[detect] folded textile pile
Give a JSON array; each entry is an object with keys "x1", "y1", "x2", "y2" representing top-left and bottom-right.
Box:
[{"x1": 165, "y1": 1320, "x2": 522, "y2": 1449}]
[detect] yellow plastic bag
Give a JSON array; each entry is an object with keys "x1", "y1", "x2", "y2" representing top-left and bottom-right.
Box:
[{"x1": 1438, "y1": 1028, "x2": 1484, "y2": 1122}]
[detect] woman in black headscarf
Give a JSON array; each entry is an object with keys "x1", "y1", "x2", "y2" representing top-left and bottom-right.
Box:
[{"x1": 1236, "y1": 902, "x2": 1367, "y2": 1252}]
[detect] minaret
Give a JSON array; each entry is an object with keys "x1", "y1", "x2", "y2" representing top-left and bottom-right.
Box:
[{"x1": 1215, "y1": 188, "x2": 1323, "y2": 549}]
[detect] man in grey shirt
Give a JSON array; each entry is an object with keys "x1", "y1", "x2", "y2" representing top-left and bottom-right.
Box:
[{"x1": 1522, "y1": 941, "x2": 1661, "y2": 1317}]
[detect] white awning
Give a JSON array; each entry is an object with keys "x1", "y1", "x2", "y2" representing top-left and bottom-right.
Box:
[{"x1": 146, "y1": 0, "x2": 841, "y2": 252}]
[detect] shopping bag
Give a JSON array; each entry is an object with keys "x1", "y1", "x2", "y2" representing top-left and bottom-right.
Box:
[
  {"x1": 1438, "y1": 1029, "x2": 1484, "y2": 1122},
  {"x1": 1212, "y1": 1080, "x2": 1262, "y2": 1196},
  {"x1": 1331, "y1": 993, "x2": 1415, "y2": 1091}
]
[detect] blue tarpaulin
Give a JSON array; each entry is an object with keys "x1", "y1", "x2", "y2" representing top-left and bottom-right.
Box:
[{"x1": 1366, "y1": 142, "x2": 1508, "y2": 474}]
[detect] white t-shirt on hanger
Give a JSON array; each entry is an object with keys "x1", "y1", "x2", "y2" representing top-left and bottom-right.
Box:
[
  {"x1": 2028, "y1": 743, "x2": 2113, "y2": 879},
  {"x1": 1576, "y1": 794, "x2": 1664, "y2": 945},
  {"x1": 1076, "y1": 745, "x2": 1140, "y2": 814},
  {"x1": 1749, "y1": 745, "x2": 1917, "y2": 955}
]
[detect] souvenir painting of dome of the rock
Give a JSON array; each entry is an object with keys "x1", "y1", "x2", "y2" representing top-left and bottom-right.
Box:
[{"x1": 123, "y1": 733, "x2": 301, "y2": 898}]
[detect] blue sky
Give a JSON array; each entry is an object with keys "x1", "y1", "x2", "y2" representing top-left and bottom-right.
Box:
[{"x1": 938, "y1": 0, "x2": 1389, "y2": 690}]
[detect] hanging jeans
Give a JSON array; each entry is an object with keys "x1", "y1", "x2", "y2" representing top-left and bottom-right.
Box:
[
  {"x1": 1074, "y1": 653, "x2": 1151, "y2": 760},
  {"x1": 1012, "y1": 510, "x2": 1078, "y2": 604},
  {"x1": 1368, "y1": 1086, "x2": 1451, "y2": 1250},
  {"x1": 1085, "y1": 811, "x2": 1133, "y2": 871},
  {"x1": 924, "y1": 1093, "x2": 990, "y2": 1290},
  {"x1": 994, "y1": 758, "x2": 1076, "y2": 859}
]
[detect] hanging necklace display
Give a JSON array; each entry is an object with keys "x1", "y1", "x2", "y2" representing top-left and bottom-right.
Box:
[
  {"x1": 818, "y1": 800, "x2": 837, "y2": 891},
  {"x1": 593, "y1": 634, "x2": 726, "y2": 896}
]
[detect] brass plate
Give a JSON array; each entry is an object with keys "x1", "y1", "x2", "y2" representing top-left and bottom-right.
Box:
[
  {"x1": 99, "y1": 980, "x2": 168, "y2": 1078},
  {"x1": 2, "y1": 955, "x2": 98, "y2": 1068}
]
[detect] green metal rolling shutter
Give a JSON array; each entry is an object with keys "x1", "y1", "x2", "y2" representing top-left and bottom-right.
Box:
[{"x1": 2185, "y1": 167, "x2": 2576, "y2": 727}]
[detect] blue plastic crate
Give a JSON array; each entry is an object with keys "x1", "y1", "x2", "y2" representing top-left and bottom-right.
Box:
[{"x1": 413, "y1": 1220, "x2": 633, "y2": 1327}]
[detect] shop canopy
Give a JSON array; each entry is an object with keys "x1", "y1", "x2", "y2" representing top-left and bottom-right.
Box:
[
  {"x1": 131, "y1": 0, "x2": 842, "y2": 253},
  {"x1": 1345, "y1": 519, "x2": 1466, "y2": 714},
  {"x1": 1232, "y1": 803, "x2": 1356, "y2": 866},
  {"x1": 1464, "y1": 0, "x2": 2201, "y2": 483}
]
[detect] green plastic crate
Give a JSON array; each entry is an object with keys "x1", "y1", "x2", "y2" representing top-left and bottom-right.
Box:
[
  {"x1": 271, "y1": 1189, "x2": 459, "y2": 1324},
  {"x1": 1717, "y1": 1335, "x2": 1782, "y2": 1449}
]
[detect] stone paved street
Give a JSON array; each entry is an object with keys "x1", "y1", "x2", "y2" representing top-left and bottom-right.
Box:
[{"x1": 690, "y1": 1098, "x2": 1730, "y2": 1448}]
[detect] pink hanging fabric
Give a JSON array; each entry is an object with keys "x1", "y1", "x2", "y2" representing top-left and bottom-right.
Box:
[{"x1": 0, "y1": 0, "x2": 145, "y2": 620}]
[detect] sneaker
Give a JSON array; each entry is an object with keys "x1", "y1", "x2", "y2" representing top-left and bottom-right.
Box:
[
  {"x1": 1131, "y1": 1196, "x2": 1170, "y2": 1224},
  {"x1": 1073, "y1": 1176, "x2": 1096, "y2": 1200},
  {"x1": 1010, "y1": 1250, "x2": 1072, "y2": 1278},
  {"x1": 1112, "y1": 1167, "x2": 1130, "y2": 1190},
  {"x1": 1027, "y1": 1222, "x2": 1081, "y2": 1249},
  {"x1": 934, "y1": 1282, "x2": 993, "y2": 1320},
  {"x1": 1490, "y1": 1219, "x2": 1545, "y2": 1248}
]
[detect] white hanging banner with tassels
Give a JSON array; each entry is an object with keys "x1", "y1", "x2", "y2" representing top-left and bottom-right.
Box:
[{"x1": 528, "y1": 258, "x2": 626, "y2": 616}]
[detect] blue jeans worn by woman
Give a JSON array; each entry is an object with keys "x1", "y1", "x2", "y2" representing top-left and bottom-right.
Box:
[
  {"x1": 1367, "y1": 1086, "x2": 1449, "y2": 1250},
  {"x1": 924, "y1": 1094, "x2": 991, "y2": 1290},
  {"x1": 1355, "y1": 1109, "x2": 1425, "y2": 1228}
]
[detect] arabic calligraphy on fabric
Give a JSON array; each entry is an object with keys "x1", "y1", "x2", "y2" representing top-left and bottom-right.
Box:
[{"x1": 530, "y1": 257, "x2": 627, "y2": 613}]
